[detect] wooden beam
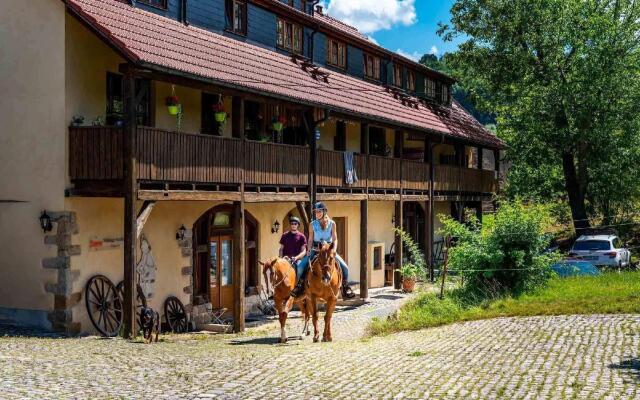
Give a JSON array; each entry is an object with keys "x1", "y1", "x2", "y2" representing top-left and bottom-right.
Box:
[
  {"x1": 136, "y1": 201, "x2": 156, "y2": 240},
  {"x1": 368, "y1": 193, "x2": 401, "y2": 201},
  {"x1": 316, "y1": 193, "x2": 368, "y2": 201},
  {"x1": 138, "y1": 190, "x2": 242, "y2": 202},
  {"x1": 296, "y1": 201, "x2": 310, "y2": 237},
  {"x1": 394, "y1": 199, "x2": 403, "y2": 290},
  {"x1": 122, "y1": 67, "x2": 138, "y2": 339},
  {"x1": 244, "y1": 192, "x2": 310, "y2": 203},
  {"x1": 428, "y1": 139, "x2": 435, "y2": 282},
  {"x1": 424, "y1": 200, "x2": 432, "y2": 282},
  {"x1": 402, "y1": 194, "x2": 430, "y2": 202},
  {"x1": 232, "y1": 200, "x2": 245, "y2": 333},
  {"x1": 232, "y1": 97, "x2": 244, "y2": 139},
  {"x1": 360, "y1": 199, "x2": 369, "y2": 300}
]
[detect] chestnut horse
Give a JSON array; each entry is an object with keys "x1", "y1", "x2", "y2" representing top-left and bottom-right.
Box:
[
  {"x1": 260, "y1": 257, "x2": 310, "y2": 343},
  {"x1": 306, "y1": 242, "x2": 341, "y2": 342}
]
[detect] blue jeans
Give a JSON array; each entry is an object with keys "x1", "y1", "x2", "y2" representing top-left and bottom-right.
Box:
[{"x1": 296, "y1": 250, "x2": 349, "y2": 284}]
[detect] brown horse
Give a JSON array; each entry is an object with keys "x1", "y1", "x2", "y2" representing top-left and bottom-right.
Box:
[
  {"x1": 306, "y1": 243, "x2": 341, "y2": 342},
  {"x1": 260, "y1": 257, "x2": 310, "y2": 343}
]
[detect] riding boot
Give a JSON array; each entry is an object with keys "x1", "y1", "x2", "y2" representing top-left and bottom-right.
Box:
[
  {"x1": 290, "y1": 278, "x2": 305, "y2": 298},
  {"x1": 341, "y1": 281, "x2": 356, "y2": 299}
]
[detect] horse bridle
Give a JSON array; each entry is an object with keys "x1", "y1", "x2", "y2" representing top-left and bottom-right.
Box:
[
  {"x1": 312, "y1": 251, "x2": 337, "y2": 283},
  {"x1": 263, "y1": 259, "x2": 290, "y2": 296}
]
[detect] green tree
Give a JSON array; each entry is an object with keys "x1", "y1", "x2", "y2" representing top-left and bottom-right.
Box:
[{"x1": 440, "y1": 0, "x2": 640, "y2": 231}]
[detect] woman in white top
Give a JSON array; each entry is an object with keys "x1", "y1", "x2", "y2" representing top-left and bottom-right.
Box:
[{"x1": 291, "y1": 202, "x2": 356, "y2": 299}]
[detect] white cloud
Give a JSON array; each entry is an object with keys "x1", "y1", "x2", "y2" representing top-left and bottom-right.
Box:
[
  {"x1": 396, "y1": 49, "x2": 422, "y2": 62},
  {"x1": 326, "y1": 0, "x2": 417, "y2": 34},
  {"x1": 367, "y1": 36, "x2": 379, "y2": 45},
  {"x1": 430, "y1": 45, "x2": 439, "y2": 55}
]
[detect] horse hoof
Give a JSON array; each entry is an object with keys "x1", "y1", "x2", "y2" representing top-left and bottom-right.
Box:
[
  {"x1": 322, "y1": 337, "x2": 332, "y2": 342},
  {"x1": 279, "y1": 338, "x2": 287, "y2": 344},
  {"x1": 306, "y1": 330, "x2": 311, "y2": 336},
  {"x1": 313, "y1": 337, "x2": 319, "y2": 343}
]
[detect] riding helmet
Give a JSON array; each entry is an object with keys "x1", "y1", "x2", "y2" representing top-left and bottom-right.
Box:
[
  {"x1": 313, "y1": 202, "x2": 327, "y2": 211},
  {"x1": 289, "y1": 216, "x2": 301, "y2": 224}
]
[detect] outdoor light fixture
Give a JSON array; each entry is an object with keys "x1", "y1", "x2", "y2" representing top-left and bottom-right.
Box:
[
  {"x1": 271, "y1": 220, "x2": 281, "y2": 234},
  {"x1": 176, "y1": 224, "x2": 187, "y2": 241},
  {"x1": 39, "y1": 210, "x2": 53, "y2": 233},
  {"x1": 391, "y1": 215, "x2": 396, "y2": 225}
]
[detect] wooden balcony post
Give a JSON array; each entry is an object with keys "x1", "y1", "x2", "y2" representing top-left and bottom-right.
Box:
[
  {"x1": 360, "y1": 199, "x2": 368, "y2": 299},
  {"x1": 232, "y1": 200, "x2": 245, "y2": 333},
  {"x1": 361, "y1": 123, "x2": 369, "y2": 192},
  {"x1": 232, "y1": 97, "x2": 244, "y2": 139},
  {"x1": 303, "y1": 110, "x2": 317, "y2": 215},
  {"x1": 427, "y1": 137, "x2": 435, "y2": 282},
  {"x1": 122, "y1": 66, "x2": 138, "y2": 339}
]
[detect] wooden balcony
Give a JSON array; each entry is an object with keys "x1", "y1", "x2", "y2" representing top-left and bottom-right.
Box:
[{"x1": 69, "y1": 126, "x2": 497, "y2": 199}]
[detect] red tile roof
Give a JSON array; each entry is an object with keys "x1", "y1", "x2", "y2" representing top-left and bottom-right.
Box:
[
  {"x1": 313, "y1": 12, "x2": 370, "y2": 41},
  {"x1": 66, "y1": 0, "x2": 503, "y2": 148}
]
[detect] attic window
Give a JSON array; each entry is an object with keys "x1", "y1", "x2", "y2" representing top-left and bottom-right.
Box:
[
  {"x1": 425, "y1": 78, "x2": 436, "y2": 99},
  {"x1": 364, "y1": 53, "x2": 380, "y2": 80},
  {"x1": 225, "y1": 0, "x2": 247, "y2": 35},
  {"x1": 137, "y1": 0, "x2": 168, "y2": 10},
  {"x1": 441, "y1": 84, "x2": 451, "y2": 104},
  {"x1": 407, "y1": 70, "x2": 416, "y2": 92},
  {"x1": 393, "y1": 64, "x2": 403, "y2": 87},
  {"x1": 327, "y1": 38, "x2": 347, "y2": 69},
  {"x1": 277, "y1": 18, "x2": 303, "y2": 54}
]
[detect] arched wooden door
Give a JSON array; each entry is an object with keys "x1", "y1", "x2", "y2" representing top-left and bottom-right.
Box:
[{"x1": 193, "y1": 205, "x2": 259, "y2": 313}]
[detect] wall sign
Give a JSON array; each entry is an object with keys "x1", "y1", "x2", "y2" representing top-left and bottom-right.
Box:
[{"x1": 89, "y1": 236, "x2": 123, "y2": 251}]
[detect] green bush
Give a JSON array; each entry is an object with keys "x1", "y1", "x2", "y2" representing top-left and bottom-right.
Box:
[
  {"x1": 439, "y1": 201, "x2": 559, "y2": 298},
  {"x1": 394, "y1": 227, "x2": 426, "y2": 280}
]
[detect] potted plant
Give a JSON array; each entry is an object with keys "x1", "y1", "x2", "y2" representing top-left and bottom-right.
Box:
[
  {"x1": 393, "y1": 227, "x2": 426, "y2": 293},
  {"x1": 166, "y1": 95, "x2": 180, "y2": 115},
  {"x1": 399, "y1": 263, "x2": 422, "y2": 293},
  {"x1": 70, "y1": 115, "x2": 85, "y2": 127},
  {"x1": 272, "y1": 115, "x2": 286, "y2": 132},
  {"x1": 212, "y1": 103, "x2": 227, "y2": 123}
]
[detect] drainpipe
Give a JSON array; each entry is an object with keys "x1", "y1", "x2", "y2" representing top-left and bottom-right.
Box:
[
  {"x1": 310, "y1": 0, "x2": 321, "y2": 16},
  {"x1": 308, "y1": 0, "x2": 321, "y2": 61}
]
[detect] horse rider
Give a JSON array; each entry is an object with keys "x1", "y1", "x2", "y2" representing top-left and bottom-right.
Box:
[
  {"x1": 279, "y1": 215, "x2": 308, "y2": 267},
  {"x1": 291, "y1": 202, "x2": 356, "y2": 299}
]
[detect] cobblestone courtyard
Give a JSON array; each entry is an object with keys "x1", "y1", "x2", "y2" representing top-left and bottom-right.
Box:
[{"x1": 1, "y1": 292, "x2": 639, "y2": 399}]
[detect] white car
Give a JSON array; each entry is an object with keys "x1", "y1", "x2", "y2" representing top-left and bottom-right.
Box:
[{"x1": 569, "y1": 235, "x2": 631, "y2": 268}]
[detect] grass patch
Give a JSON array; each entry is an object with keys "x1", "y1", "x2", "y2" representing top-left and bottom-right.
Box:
[{"x1": 369, "y1": 272, "x2": 640, "y2": 336}]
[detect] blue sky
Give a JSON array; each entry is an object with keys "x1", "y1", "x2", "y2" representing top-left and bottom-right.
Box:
[{"x1": 323, "y1": 0, "x2": 463, "y2": 61}]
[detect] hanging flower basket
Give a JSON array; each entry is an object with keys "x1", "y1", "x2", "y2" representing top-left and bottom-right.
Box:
[
  {"x1": 166, "y1": 96, "x2": 180, "y2": 115},
  {"x1": 212, "y1": 103, "x2": 227, "y2": 123},
  {"x1": 272, "y1": 115, "x2": 286, "y2": 132}
]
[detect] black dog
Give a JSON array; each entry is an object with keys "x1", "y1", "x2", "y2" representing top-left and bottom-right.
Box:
[{"x1": 139, "y1": 307, "x2": 160, "y2": 343}]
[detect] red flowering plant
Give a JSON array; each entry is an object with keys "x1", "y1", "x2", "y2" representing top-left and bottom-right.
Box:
[
  {"x1": 212, "y1": 103, "x2": 226, "y2": 113},
  {"x1": 166, "y1": 95, "x2": 180, "y2": 106}
]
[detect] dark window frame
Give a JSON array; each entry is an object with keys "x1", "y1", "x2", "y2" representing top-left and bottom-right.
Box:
[
  {"x1": 393, "y1": 64, "x2": 403, "y2": 88},
  {"x1": 137, "y1": 0, "x2": 168, "y2": 10},
  {"x1": 326, "y1": 38, "x2": 347, "y2": 69},
  {"x1": 106, "y1": 72, "x2": 152, "y2": 127},
  {"x1": 225, "y1": 0, "x2": 248, "y2": 36},
  {"x1": 425, "y1": 77, "x2": 436, "y2": 99},
  {"x1": 407, "y1": 70, "x2": 416, "y2": 92}
]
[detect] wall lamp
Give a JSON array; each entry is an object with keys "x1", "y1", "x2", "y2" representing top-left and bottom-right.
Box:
[
  {"x1": 39, "y1": 210, "x2": 53, "y2": 233},
  {"x1": 271, "y1": 220, "x2": 281, "y2": 234},
  {"x1": 176, "y1": 224, "x2": 187, "y2": 241}
]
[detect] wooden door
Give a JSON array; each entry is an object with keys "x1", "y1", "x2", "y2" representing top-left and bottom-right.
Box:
[
  {"x1": 334, "y1": 217, "x2": 348, "y2": 263},
  {"x1": 210, "y1": 235, "x2": 234, "y2": 312}
]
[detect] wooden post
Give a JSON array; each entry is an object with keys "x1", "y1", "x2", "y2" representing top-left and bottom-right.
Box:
[
  {"x1": 394, "y1": 200, "x2": 403, "y2": 290},
  {"x1": 303, "y1": 110, "x2": 317, "y2": 216},
  {"x1": 122, "y1": 67, "x2": 138, "y2": 339},
  {"x1": 232, "y1": 200, "x2": 245, "y2": 333},
  {"x1": 360, "y1": 199, "x2": 369, "y2": 299},
  {"x1": 439, "y1": 236, "x2": 450, "y2": 300},
  {"x1": 427, "y1": 137, "x2": 435, "y2": 283},
  {"x1": 232, "y1": 97, "x2": 244, "y2": 139}
]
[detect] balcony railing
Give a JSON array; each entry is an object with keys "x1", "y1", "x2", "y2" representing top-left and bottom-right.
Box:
[{"x1": 69, "y1": 126, "x2": 497, "y2": 195}]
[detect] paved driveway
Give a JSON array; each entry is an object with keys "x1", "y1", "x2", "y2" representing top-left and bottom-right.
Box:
[{"x1": 1, "y1": 296, "x2": 639, "y2": 399}]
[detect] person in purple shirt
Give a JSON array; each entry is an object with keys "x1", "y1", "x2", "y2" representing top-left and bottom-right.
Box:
[{"x1": 279, "y1": 216, "x2": 307, "y2": 272}]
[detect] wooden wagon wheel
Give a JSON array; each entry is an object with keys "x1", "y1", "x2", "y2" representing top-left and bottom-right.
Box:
[
  {"x1": 85, "y1": 275, "x2": 122, "y2": 337},
  {"x1": 164, "y1": 296, "x2": 189, "y2": 333},
  {"x1": 115, "y1": 281, "x2": 147, "y2": 328}
]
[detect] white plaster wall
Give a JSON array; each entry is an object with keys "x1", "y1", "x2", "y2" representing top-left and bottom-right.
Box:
[{"x1": 0, "y1": 0, "x2": 66, "y2": 313}]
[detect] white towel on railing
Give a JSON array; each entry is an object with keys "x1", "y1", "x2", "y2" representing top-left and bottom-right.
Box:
[{"x1": 344, "y1": 151, "x2": 358, "y2": 185}]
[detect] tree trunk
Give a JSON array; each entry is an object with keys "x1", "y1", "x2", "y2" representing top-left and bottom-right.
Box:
[{"x1": 561, "y1": 150, "x2": 590, "y2": 234}]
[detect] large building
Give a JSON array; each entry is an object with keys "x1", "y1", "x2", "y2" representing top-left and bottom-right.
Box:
[{"x1": 0, "y1": 0, "x2": 503, "y2": 335}]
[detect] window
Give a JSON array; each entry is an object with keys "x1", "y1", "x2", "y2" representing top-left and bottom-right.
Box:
[
  {"x1": 572, "y1": 240, "x2": 611, "y2": 251},
  {"x1": 364, "y1": 53, "x2": 380, "y2": 80},
  {"x1": 137, "y1": 0, "x2": 167, "y2": 9},
  {"x1": 277, "y1": 18, "x2": 303, "y2": 54},
  {"x1": 327, "y1": 38, "x2": 347, "y2": 69},
  {"x1": 407, "y1": 70, "x2": 416, "y2": 92},
  {"x1": 442, "y1": 83, "x2": 451, "y2": 104},
  {"x1": 288, "y1": 0, "x2": 307, "y2": 11},
  {"x1": 393, "y1": 64, "x2": 403, "y2": 87},
  {"x1": 369, "y1": 126, "x2": 387, "y2": 156},
  {"x1": 225, "y1": 0, "x2": 247, "y2": 35},
  {"x1": 106, "y1": 72, "x2": 151, "y2": 127},
  {"x1": 425, "y1": 78, "x2": 436, "y2": 99}
]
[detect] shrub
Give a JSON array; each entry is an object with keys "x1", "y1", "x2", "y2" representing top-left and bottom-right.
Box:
[
  {"x1": 394, "y1": 227, "x2": 426, "y2": 280},
  {"x1": 439, "y1": 201, "x2": 559, "y2": 298}
]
